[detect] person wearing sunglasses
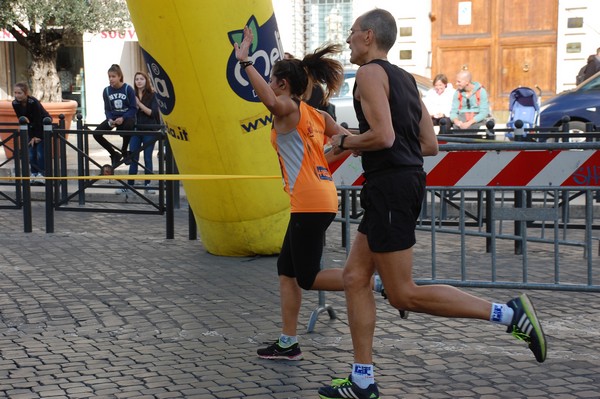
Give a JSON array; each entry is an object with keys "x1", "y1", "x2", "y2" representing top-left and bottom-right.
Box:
[{"x1": 449, "y1": 70, "x2": 491, "y2": 130}]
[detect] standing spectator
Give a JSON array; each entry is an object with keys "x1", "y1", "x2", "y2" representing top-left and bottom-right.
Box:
[
  {"x1": 318, "y1": 9, "x2": 546, "y2": 399},
  {"x1": 115, "y1": 71, "x2": 160, "y2": 195},
  {"x1": 93, "y1": 64, "x2": 137, "y2": 168},
  {"x1": 422, "y1": 73, "x2": 455, "y2": 127},
  {"x1": 12, "y1": 82, "x2": 51, "y2": 185},
  {"x1": 449, "y1": 70, "x2": 490, "y2": 130},
  {"x1": 579, "y1": 47, "x2": 600, "y2": 84}
]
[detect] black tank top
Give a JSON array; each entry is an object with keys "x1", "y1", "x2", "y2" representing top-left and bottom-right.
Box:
[{"x1": 353, "y1": 59, "x2": 423, "y2": 176}]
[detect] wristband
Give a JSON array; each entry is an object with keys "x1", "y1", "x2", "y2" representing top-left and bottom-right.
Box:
[
  {"x1": 239, "y1": 60, "x2": 253, "y2": 69},
  {"x1": 339, "y1": 135, "x2": 347, "y2": 150}
]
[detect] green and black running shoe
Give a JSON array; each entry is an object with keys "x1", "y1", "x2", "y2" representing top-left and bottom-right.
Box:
[
  {"x1": 257, "y1": 341, "x2": 303, "y2": 361},
  {"x1": 318, "y1": 376, "x2": 379, "y2": 399},
  {"x1": 506, "y1": 293, "x2": 547, "y2": 363}
]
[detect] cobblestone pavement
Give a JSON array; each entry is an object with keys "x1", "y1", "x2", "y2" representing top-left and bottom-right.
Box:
[{"x1": 0, "y1": 201, "x2": 599, "y2": 399}]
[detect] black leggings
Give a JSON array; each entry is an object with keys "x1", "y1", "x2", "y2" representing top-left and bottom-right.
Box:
[
  {"x1": 93, "y1": 118, "x2": 136, "y2": 156},
  {"x1": 277, "y1": 212, "x2": 335, "y2": 290}
]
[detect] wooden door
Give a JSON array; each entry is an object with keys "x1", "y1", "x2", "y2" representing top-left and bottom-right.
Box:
[{"x1": 431, "y1": 0, "x2": 558, "y2": 118}]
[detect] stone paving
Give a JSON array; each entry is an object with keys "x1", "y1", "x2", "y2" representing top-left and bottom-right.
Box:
[
  {"x1": 0, "y1": 199, "x2": 599, "y2": 399},
  {"x1": 1, "y1": 130, "x2": 599, "y2": 398}
]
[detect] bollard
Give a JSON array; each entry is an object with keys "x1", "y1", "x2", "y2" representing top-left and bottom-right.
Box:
[
  {"x1": 485, "y1": 119, "x2": 495, "y2": 140},
  {"x1": 439, "y1": 117, "x2": 449, "y2": 135},
  {"x1": 513, "y1": 119, "x2": 524, "y2": 141}
]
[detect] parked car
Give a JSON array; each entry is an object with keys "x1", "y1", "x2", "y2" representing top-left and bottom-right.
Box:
[
  {"x1": 329, "y1": 69, "x2": 433, "y2": 130},
  {"x1": 539, "y1": 71, "x2": 600, "y2": 133}
]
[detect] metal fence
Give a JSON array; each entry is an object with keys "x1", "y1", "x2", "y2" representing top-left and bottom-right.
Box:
[
  {"x1": 334, "y1": 139, "x2": 600, "y2": 293},
  {"x1": 0, "y1": 115, "x2": 184, "y2": 238}
]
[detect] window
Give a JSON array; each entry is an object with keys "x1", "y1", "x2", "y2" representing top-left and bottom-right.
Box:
[
  {"x1": 567, "y1": 17, "x2": 583, "y2": 29},
  {"x1": 399, "y1": 27, "x2": 413, "y2": 37},
  {"x1": 566, "y1": 42, "x2": 581, "y2": 53},
  {"x1": 303, "y1": 0, "x2": 353, "y2": 64}
]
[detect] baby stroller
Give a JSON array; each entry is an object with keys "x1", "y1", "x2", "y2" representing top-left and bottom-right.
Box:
[{"x1": 506, "y1": 86, "x2": 541, "y2": 140}]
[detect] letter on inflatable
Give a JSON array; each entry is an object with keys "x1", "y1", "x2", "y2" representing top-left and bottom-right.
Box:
[{"x1": 126, "y1": 0, "x2": 290, "y2": 256}]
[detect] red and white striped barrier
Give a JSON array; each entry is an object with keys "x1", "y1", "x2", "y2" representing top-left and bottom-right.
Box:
[{"x1": 330, "y1": 150, "x2": 600, "y2": 187}]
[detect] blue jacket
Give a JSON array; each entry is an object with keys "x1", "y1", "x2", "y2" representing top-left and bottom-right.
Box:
[{"x1": 103, "y1": 83, "x2": 137, "y2": 121}]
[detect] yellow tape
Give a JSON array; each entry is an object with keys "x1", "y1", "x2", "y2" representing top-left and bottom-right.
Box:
[{"x1": 0, "y1": 174, "x2": 281, "y2": 181}]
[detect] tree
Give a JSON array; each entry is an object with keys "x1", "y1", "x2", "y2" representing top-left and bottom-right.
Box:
[{"x1": 0, "y1": 0, "x2": 131, "y2": 102}]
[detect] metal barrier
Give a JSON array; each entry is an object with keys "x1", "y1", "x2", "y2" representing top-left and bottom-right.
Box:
[
  {"x1": 46, "y1": 116, "x2": 183, "y2": 238},
  {"x1": 1, "y1": 115, "x2": 184, "y2": 238},
  {"x1": 335, "y1": 184, "x2": 598, "y2": 293},
  {"x1": 332, "y1": 138, "x2": 600, "y2": 294},
  {"x1": 0, "y1": 126, "x2": 23, "y2": 210}
]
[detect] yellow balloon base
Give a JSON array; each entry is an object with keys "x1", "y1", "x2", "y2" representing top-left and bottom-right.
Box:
[{"x1": 126, "y1": 0, "x2": 290, "y2": 256}]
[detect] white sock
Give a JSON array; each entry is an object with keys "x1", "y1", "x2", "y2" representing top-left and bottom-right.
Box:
[
  {"x1": 352, "y1": 363, "x2": 374, "y2": 389},
  {"x1": 373, "y1": 274, "x2": 384, "y2": 293},
  {"x1": 490, "y1": 303, "x2": 514, "y2": 326},
  {"x1": 278, "y1": 334, "x2": 297, "y2": 348}
]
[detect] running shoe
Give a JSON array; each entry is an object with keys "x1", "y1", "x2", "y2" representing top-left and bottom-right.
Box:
[
  {"x1": 506, "y1": 293, "x2": 547, "y2": 363},
  {"x1": 35, "y1": 173, "x2": 45, "y2": 185},
  {"x1": 381, "y1": 289, "x2": 409, "y2": 319},
  {"x1": 257, "y1": 341, "x2": 303, "y2": 360},
  {"x1": 318, "y1": 376, "x2": 379, "y2": 399}
]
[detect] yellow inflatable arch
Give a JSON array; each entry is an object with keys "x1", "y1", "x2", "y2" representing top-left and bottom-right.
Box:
[{"x1": 126, "y1": 0, "x2": 289, "y2": 256}]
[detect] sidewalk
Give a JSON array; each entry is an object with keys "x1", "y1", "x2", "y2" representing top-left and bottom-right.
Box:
[{"x1": 0, "y1": 199, "x2": 599, "y2": 398}]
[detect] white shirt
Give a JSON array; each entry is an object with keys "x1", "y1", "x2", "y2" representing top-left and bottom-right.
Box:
[{"x1": 423, "y1": 84, "x2": 456, "y2": 117}]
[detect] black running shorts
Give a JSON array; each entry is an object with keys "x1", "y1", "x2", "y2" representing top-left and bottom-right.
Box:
[
  {"x1": 277, "y1": 212, "x2": 336, "y2": 290},
  {"x1": 358, "y1": 167, "x2": 426, "y2": 252}
]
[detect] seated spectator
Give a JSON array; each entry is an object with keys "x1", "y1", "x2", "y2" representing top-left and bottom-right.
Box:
[
  {"x1": 449, "y1": 70, "x2": 490, "y2": 130},
  {"x1": 422, "y1": 73, "x2": 455, "y2": 126}
]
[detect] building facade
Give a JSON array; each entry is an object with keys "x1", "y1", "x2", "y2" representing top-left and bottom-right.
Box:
[{"x1": 1, "y1": 0, "x2": 598, "y2": 123}]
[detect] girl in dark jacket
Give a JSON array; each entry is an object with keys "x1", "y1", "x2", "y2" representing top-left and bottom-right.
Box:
[{"x1": 12, "y1": 82, "x2": 51, "y2": 184}]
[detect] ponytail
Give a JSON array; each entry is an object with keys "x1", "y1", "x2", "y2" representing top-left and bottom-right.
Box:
[
  {"x1": 272, "y1": 44, "x2": 344, "y2": 104},
  {"x1": 301, "y1": 44, "x2": 344, "y2": 105}
]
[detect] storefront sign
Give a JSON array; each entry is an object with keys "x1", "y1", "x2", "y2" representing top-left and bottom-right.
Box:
[{"x1": 1, "y1": 29, "x2": 17, "y2": 41}]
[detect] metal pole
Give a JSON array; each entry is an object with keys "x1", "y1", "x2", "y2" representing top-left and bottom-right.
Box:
[
  {"x1": 19, "y1": 117, "x2": 32, "y2": 233},
  {"x1": 77, "y1": 116, "x2": 86, "y2": 205},
  {"x1": 60, "y1": 116, "x2": 68, "y2": 201},
  {"x1": 188, "y1": 204, "x2": 197, "y2": 240},
  {"x1": 165, "y1": 139, "x2": 174, "y2": 239},
  {"x1": 44, "y1": 117, "x2": 54, "y2": 233},
  {"x1": 514, "y1": 190, "x2": 523, "y2": 254}
]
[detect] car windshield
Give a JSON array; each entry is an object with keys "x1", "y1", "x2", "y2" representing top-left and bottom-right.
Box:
[
  {"x1": 578, "y1": 73, "x2": 600, "y2": 92},
  {"x1": 333, "y1": 72, "x2": 356, "y2": 99},
  {"x1": 332, "y1": 70, "x2": 431, "y2": 99}
]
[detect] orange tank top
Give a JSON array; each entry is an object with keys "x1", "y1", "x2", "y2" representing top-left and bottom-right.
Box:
[{"x1": 270, "y1": 101, "x2": 338, "y2": 213}]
